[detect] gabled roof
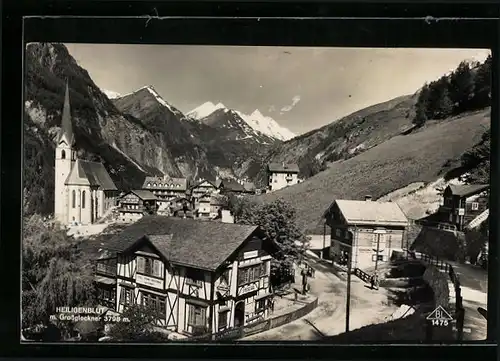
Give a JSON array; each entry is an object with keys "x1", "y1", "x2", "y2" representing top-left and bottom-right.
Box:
[
  {"x1": 143, "y1": 176, "x2": 188, "y2": 191},
  {"x1": 447, "y1": 184, "x2": 489, "y2": 198},
  {"x1": 220, "y1": 179, "x2": 246, "y2": 192},
  {"x1": 65, "y1": 159, "x2": 117, "y2": 190},
  {"x1": 191, "y1": 178, "x2": 219, "y2": 190},
  {"x1": 268, "y1": 163, "x2": 300, "y2": 173},
  {"x1": 332, "y1": 199, "x2": 408, "y2": 227},
  {"x1": 57, "y1": 80, "x2": 75, "y2": 146},
  {"x1": 122, "y1": 190, "x2": 157, "y2": 201},
  {"x1": 103, "y1": 216, "x2": 259, "y2": 271}
]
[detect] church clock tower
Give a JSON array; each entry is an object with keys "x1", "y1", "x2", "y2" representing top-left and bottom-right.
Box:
[{"x1": 54, "y1": 80, "x2": 76, "y2": 225}]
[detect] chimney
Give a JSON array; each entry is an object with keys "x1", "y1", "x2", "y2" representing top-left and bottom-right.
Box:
[
  {"x1": 365, "y1": 195, "x2": 372, "y2": 202},
  {"x1": 221, "y1": 210, "x2": 234, "y2": 224}
]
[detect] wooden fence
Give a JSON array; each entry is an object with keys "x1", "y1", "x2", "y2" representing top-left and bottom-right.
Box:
[
  {"x1": 189, "y1": 297, "x2": 319, "y2": 341},
  {"x1": 407, "y1": 250, "x2": 465, "y2": 340},
  {"x1": 353, "y1": 268, "x2": 371, "y2": 283}
]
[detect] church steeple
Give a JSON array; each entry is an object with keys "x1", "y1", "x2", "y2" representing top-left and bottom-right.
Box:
[{"x1": 57, "y1": 79, "x2": 74, "y2": 145}]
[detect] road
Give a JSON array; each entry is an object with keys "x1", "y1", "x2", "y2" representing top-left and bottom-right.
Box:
[
  {"x1": 447, "y1": 261, "x2": 488, "y2": 341},
  {"x1": 242, "y1": 254, "x2": 397, "y2": 341}
]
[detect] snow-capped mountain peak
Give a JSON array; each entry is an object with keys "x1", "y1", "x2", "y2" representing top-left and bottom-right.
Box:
[
  {"x1": 237, "y1": 109, "x2": 296, "y2": 141},
  {"x1": 187, "y1": 101, "x2": 227, "y2": 119},
  {"x1": 103, "y1": 89, "x2": 121, "y2": 99}
]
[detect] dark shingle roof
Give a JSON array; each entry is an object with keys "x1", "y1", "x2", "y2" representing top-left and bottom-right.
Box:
[
  {"x1": 143, "y1": 176, "x2": 188, "y2": 191},
  {"x1": 220, "y1": 179, "x2": 246, "y2": 192},
  {"x1": 448, "y1": 184, "x2": 489, "y2": 198},
  {"x1": 267, "y1": 163, "x2": 300, "y2": 173},
  {"x1": 67, "y1": 159, "x2": 117, "y2": 190},
  {"x1": 124, "y1": 190, "x2": 157, "y2": 201},
  {"x1": 104, "y1": 216, "x2": 258, "y2": 271}
]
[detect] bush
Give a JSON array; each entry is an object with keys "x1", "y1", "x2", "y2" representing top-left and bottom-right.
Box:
[{"x1": 423, "y1": 266, "x2": 450, "y2": 309}]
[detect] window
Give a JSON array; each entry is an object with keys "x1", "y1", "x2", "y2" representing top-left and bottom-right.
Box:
[
  {"x1": 255, "y1": 299, "x2": 266, "y2": 312},
  {"x1": 141, "y1": 292, "x2": 166, "y2": 318},
  {"x1": 137, "y1": 256, "x2": 161, "y2": 277},
  {"x1": 260, "y1": 262, "x2": 269, "y2": 277},
  {"x1": 238, "y1": 265, "x2": 261, "y2": 286},
  {"x1": 372, "y1": 254, "x2": 384, "y2": 262},
  {"x1": 61, "y1": 150, "x2": 66, "y2": 159},
  {"x1": 471, "y1": 202, "x2": 479, "y2": 211},
  {"x1": 187, "y1": 304, "x2": 206, "y2": 327},
  {"x1": 71, "y1": 190, "x2": 76, "y2": 208},
  {"x1": 371, "y1": 233, "x2": 386, "y2": 251},
  {"x1": 186, "y1": 268, "x2": 203, "y2": 287},
  {"x1": 98, "y1": 287, "x2": 115, "y2": 302},
  {"x1": 120, "y1": 287, "x2": 134, "y2": 305},
  {"x1": 335, "y1": 229, "x2": 342, "y2": 238},
  {"x1": 82, "y1": 191, "x2": 86, "y2": 209},
  {"x1": 218, "y1": 310, "x2": 228, "y2": 329}
]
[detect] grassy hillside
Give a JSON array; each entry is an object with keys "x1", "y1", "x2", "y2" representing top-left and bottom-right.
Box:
[
  {"x1": 247, "y1": 94, "x2": 417, "y2": 185},
  {"x1": 258, "y1": 108, "x2": 490, "y2": 232}
]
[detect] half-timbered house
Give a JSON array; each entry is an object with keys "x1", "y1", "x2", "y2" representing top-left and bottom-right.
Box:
[
  {"x1": 324, "y1": 196, "x2": 409, "y2": 270},
  {"x1": 101, "y1": 216, "x2": 276, "y2": 336},
  {"x1": 118, "y1": 190, "x2": 158, "y2": 223}
]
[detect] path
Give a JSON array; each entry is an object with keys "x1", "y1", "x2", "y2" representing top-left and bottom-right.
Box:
[
  {"x1": 448, "y1": 261, "x2": 488, "y2": 341},
  {"x1": 243, "y1": 255, "x2": 398, "y2": 341}
]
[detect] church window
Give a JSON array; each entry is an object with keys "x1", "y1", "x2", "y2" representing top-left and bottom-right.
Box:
[
  {"x1": 61, "y1": 150, "x2": 66, "y2": 159},
  {"x1": 72, "y1": 190, "x2": 76, "y2": 208},
  {"x1": 82, "y1": 191, "x2": 86, "y2": 209}
]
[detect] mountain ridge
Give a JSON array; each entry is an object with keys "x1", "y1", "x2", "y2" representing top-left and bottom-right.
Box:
[{"x1": 188, "y1": 101, "x2": 295, "y2": 141}]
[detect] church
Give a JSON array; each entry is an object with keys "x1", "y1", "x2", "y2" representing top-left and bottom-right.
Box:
[{"x1": 54, "y1": 81, "x2": 119, "y2": 226}]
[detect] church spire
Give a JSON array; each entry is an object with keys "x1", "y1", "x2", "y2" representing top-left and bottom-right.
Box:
[{"x1": 58, "y1": 79, "x2": 74, "y2": 145}]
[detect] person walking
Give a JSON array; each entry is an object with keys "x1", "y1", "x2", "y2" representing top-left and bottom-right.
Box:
[{"x1": 301, "y1": 267, "x2": 308, "y2": 295}]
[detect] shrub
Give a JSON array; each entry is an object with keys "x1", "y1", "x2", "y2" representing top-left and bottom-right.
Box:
[{"x1": 423, "y1": 266, "x2": 450, "y2": 309}]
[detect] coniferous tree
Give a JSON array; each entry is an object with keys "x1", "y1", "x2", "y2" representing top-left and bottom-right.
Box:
[
  {"x1": 413, "y1": 84, "x2": 431, "y2": 126},
  {"x1": 472, "y1": 54, "x2": 492, "y2": 109},
  {"x1": 449, "y1": 61, "x2": 475, "y2": 113}
]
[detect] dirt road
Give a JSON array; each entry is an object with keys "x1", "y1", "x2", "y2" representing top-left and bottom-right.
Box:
[{"x1": 242, "y1": 255, "x2": 397, "y2": 341}]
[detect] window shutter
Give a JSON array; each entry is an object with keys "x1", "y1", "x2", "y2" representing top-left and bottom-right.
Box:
[
  {"x1": 137, "y1": 257, "x2": 145, "y2": 273},
  {"x1": 153, "y1": 260, "x2": 160, "y2": 277}
]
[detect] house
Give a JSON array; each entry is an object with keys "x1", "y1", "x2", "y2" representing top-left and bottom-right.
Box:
[
  {"x1": 94, "y1": 250, "x2": 118, "y2": 309},
  {"x1": 219, "y1": 179, "x2": 246, "y2": 195},
  {"x1": 439, "y1": 184, "x2": 489, "y2": 231},
  {"x1": 142, "y1": 176, "x2": 188, "y2": 213},
  {"x1": 169, "y1": 196, "x2": 191, "y2": 214},
  {"x1": 54, "y1": 81, "x2": 118, "y2": 226},
  {"x1": 324, "y1": 196, "x2": 409, "y2": 270},
  {"x1": 190, "y1": 179, "x2": 221, "y2": 214},
  {"x1": 100, "y1": 216, "x2": 276, "y2": 336},
  {"x1": 118, "y1": 190, "x2": 158, "y2": 223},
  {"x1": 267, "y1": 163, "x2": 300, "y2": 192}
]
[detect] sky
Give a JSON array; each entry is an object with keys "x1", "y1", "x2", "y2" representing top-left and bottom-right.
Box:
[{"x1": 65, "y1": 44, "x2": 490, "y2": 135}]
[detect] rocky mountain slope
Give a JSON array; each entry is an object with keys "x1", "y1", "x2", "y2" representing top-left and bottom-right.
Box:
[
  {"x1": 246, "y1": 93, "x2": 418, "y2": 184},
  {"x1": 24, "y1": 42, "x2": 167, "y2": 215},
  {"x1": 113, "y1": 87, "x2": 275, "y2": 179},
  {"x1": 23, "y1": 43, "x2": 275, "y2": 216}
]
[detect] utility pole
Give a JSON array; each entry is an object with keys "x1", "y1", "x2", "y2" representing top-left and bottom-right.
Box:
[
  {"x1": 374, "y1": 233, "x2": 380, "y2": 272},
  {"x1": 345, "y1": 244, "x2": 352, "y2": 333}
]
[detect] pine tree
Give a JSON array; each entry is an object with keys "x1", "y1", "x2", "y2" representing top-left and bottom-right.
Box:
[
  {"x1": 472, "y1": 55, "x2": 492, "y2": 109},
  {"x1": 413, "y1": 84, "x2": 431, "y2": 126},
  {"x1": 449, "y1": 61, "x2": 475, "y2": 113}
]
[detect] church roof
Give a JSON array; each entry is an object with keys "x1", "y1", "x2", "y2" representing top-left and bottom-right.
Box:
[
  {"x1": 57, "y1": 80, "x2": 75, "y2": 145},
  {"x1": 65, "y1": 159, "x2": 117, "y2": 190}
]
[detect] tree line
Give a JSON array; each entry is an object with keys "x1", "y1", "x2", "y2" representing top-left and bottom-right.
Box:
[{"x1": 413, "y1": 55, "x2": 491, "y2": 127}]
